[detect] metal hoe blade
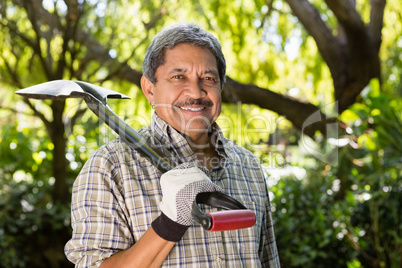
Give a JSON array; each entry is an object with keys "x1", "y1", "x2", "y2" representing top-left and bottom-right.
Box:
[
  {"x1": 16, "y1": 80, "x2": 172, "y2": 173},
  {"x1": 15, "y1": 80, "x2": 130, "y2": 104}
]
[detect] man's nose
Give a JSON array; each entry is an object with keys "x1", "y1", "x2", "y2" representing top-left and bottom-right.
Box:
[{"x1": 185, "y1": 79, "x2": 206, "y2": 99}]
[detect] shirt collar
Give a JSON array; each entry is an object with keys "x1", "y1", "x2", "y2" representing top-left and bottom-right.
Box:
[{"x1": 149, "y1": 112, "x2": 228, "y2": 167}]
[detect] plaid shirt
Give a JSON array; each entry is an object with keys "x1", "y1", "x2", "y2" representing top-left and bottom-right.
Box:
[{"x1": 65, "y1": 113, "x2": 280, "y2": 267}]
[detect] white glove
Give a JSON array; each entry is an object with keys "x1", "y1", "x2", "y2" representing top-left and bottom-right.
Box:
[
  {"x1": 159, "y1": 166, "x2": 223, "y2": 226},
  {"x1": 151, "y1": 165, "x2": 223, "y2": 242}
]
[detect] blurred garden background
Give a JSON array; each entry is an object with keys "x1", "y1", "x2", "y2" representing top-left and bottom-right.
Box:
[{"x1": 0, "y1": 0, "x2": 401, "y2": 267}]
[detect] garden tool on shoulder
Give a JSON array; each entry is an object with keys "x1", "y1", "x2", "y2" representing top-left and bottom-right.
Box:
[{"x1": 16, "y1": 80, "x2": 256, "y2": 232}]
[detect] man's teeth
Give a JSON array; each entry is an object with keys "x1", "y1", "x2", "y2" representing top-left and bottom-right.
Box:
[{"x1": 180, "y1": 107, "x2": 205, "y2": 111}]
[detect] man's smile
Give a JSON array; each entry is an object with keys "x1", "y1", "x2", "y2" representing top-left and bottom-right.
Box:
[
  {"x1": 174, "y1": 98, "x2": 214, "y2": 112},
  {"x1": 179, "y1": 106, "x2": 206, "y2": 112}
]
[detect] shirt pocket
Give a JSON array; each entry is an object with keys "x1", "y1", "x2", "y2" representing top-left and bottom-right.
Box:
[{"x1": 223, "y1": 200, "x2": 264, "y2": 267}]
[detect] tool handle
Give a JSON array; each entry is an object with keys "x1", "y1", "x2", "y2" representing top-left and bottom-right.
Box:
[
  {"x1": 192, "y1": 192, "x2": 256, "y2": 231},
  {"x1": 207, "y1": 210, "x2": 256, "y2": 231},
  {"x1": 83, "y1": 96, "x2": 173, "y2": 173}
]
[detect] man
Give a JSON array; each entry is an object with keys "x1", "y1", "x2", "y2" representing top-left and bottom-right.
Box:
[{"x1": 65, "y1": 22, "x2": 280, "y2": 267}]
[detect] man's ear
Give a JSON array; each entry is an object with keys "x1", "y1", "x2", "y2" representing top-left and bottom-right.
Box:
[{"x1": 141, "y1": 75, "x2": 155, "y2": 105}]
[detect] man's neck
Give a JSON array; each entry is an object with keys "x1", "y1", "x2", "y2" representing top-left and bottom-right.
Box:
[{"x1": 187, "y1": 133, "x2": 220, "y2": 170}]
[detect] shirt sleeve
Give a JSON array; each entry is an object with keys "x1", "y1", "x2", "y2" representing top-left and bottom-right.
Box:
[
  {"x1": 259, "y1": 169, "x2": 281, "y2": 267},
  {"x1": 64, "y1": 145, "x2": 133, "y2": 267}
]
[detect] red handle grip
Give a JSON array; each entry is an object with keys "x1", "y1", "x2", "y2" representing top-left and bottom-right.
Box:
[
  {"x1": 192, "y1": 192, "x2": 257, "y2": 231},
  {"x1": 207, "y1": 209, "x2": 256, "y2": 232}
]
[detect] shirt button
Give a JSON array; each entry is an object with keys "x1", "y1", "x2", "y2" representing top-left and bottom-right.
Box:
[{"x1": 216, "y1": 257, "x2": 222, "y2": 264}]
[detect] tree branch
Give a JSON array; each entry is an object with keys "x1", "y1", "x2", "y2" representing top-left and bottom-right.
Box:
[
  {"x1": 285, "y1": 0, "x2": 344, "y2": 77},
  {"x1": 369, "y1": 0, "x2": 386, "y2": 53},
  {"x1": 21, "y1": 0, "x2": 54, "y2": 78},
  {"x1": 142, "y1": 5, "x2": 167, "y2": 31},
  {"x1": 0, "y1": 51, "x2": 22, "y2": 88},
  {"x1": 22, "y1": 98, "x2": 53, "y2": 136},
  {"x1": 98, "y1": 6, "x2": 166, "y2": 84},
  {"x1": 64, "y1": 101, "x2": 88, "y2": 137},
  {"x1": 0, "y1": 19, "x2": 37, "y2": 49},
  {"x1": 56, "y1": 0, "x2": 84, "y2": 79},
  {"x1": 324, "y1": 0, "x2": 366, "y2": 32},
  {"x1": 222, "y1": 77, "x2": 335, "y2": 138},
  {"x1": 0, "y1": 105, "x2": 22, "y2": 115},
  {"x1": 324, "y1": 0, "x2": 382, "y2": 111}
]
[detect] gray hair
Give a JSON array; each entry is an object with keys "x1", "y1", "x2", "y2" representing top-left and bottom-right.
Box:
[{"x1": 142, "y1": 23, "x2": 226, "y2": 88}]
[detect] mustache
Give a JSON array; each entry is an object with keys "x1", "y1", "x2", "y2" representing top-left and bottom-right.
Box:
[{"x1": 174, "y1": 98, "x2": 213, "y2": 107}]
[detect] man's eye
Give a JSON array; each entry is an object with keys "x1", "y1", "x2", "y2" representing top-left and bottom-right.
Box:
[
  {"x1": 203, "y1": 77, "x2": 217, "y2": 82},
  {"x1": 172, "y1": 75, "x2": 185, "y2": 79}
]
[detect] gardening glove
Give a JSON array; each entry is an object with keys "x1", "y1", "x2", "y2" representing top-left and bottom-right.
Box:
[{"x1": 152, "y1": 164, "x2": 223, "y2": 242}]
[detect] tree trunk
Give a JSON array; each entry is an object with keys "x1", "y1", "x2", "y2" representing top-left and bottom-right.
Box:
[
  {"x1": 50, "y1": 100, "x2": 69, "y2": 204},
  {"x1": 286, "y1": 0, "x2": 384, "y2": 112}
]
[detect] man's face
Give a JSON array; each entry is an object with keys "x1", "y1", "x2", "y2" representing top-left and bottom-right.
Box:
[{"x1": 142, "y1": 43, "x2": 222, "y2": 143}]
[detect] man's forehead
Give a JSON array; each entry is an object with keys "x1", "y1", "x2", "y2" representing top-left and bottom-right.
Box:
[
  {"x1": 156, "y1": 44, "x2": 219, "y2": 75},
  {"x1": 167, "y1": 67, "x2": 219, "y2": 76}
]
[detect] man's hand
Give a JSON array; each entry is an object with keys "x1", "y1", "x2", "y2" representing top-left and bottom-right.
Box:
[{"x1": 152, "y1": 165, "x2": 223, "y2": 242}]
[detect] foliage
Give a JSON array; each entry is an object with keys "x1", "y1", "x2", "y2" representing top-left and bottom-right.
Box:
[
  {"x1": 269, "y1": 174, "x2": 355, "y2": 267},
  {"x1": 336, "y1": 81, "x2": 402, "y2": 267},
  {"x1": 269, "y1": 85, "x2": 402, "y2": 267},
  {"x1": 0, "y1": 117, "x2": 99, "y2": 267}
]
